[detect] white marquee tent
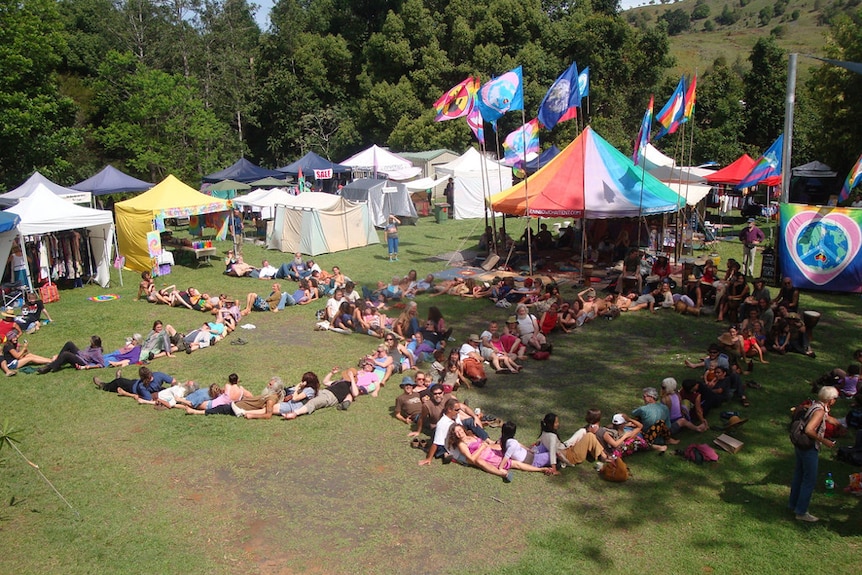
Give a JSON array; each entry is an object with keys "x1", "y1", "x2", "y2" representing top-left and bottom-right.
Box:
[
  {"x1": 5, "y1": 185, "x2": 115, "y2": 288},
  {"x1": 0, "y1": 171, "x2": 91, "y2": 207},
  {"x1": 340, "y1": 145, "x2": 422, "y2": 181},
  {"x1": 436, "y1": 148, "x2": 512, "y2": 219},
  {"x1": 233, "y1": 187, "x2": 295, "y2": 220}
]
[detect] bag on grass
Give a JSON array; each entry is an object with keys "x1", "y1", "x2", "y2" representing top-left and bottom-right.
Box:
[
  {"x1": 683, "y1": 443, "x2": 720, "y2": 464},
  {"x1": 531, "y1": 351, "x2": 550, "y2": 360},
  {"x1": 789, "y1": 402, "x2": 818, "y2": 450},
  {"x1": 600, "y1": 457, "x2": 630, "y2": 482}
]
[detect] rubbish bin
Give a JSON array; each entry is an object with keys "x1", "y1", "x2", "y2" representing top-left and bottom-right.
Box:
[{"x1": 433, "y1": 203, "x2": 449, "y2": 223}]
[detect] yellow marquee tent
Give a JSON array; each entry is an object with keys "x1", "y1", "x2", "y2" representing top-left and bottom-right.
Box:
[{"x1": 115, "y1": 174, "x2": 230, "y2": 271}]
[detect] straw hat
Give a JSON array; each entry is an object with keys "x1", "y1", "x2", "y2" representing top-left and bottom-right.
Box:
[
  {"x1": 722, "y1": 415, "x2": 749, "y2": 431},
  {"x1": 1, "y1": 307, "x2": 16, "y2": 319}
]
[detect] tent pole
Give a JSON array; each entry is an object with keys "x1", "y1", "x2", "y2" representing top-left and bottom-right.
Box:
[
  {"x1": 113, "y1": 224, "x2": 123, "y2": 287},
  {"x1": 518, "y1": 108, "x2": 533, "y2": 275},
  {"x1": 19, "y1": 234, "x2": 34, "y2": 293}
]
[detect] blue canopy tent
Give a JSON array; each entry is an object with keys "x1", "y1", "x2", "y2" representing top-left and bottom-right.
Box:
[
  {"x1": 72, "y1": 165, "x2": 153, "y2": 196},
  {"x1": 525, "y1": 146, "x2": 560, "y2": 175},
  {"x1": 202, "y1": 158, "x2": 284, "y2": 184},
  {"x1": 277, "y1": 151, "x2": 352, "y2": 176},
  {"x1": 277, "y1": 151, "x2": 352, "y2": 193}
]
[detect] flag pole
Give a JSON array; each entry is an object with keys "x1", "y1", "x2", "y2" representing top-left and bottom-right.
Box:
[{"x1": 520, "y1": 109, "x2": 533, "y2": 275}]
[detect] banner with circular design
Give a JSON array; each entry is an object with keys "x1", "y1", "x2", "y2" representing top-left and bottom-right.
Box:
[{"x1": 779, "y1": 203, "x2": 862, "y2": 293}]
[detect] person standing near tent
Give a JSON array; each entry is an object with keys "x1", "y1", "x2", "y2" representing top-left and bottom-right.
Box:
[
  {"x1": 444, "y1": 177, "x2": 454, "y2": 218},
  {"x1": 739, "y1": 218, "x2": 765, "y2": 276},
  {"x1": 229, "y1": 208, "x2": 244, "y2": 254},
  {"x1": 386, "y1": 215, "x2": 401, "y2": 262}
]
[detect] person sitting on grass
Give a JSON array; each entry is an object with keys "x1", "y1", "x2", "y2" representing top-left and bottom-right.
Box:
[
  {"x1": 2, "y1": 330, "x2": 52, "y2": 376},
  {"x1": 630, "y1": 387, "x2": 679, "y2": 451},
  {"x1": 597, "y1": 413, "x2": 651, "y2": 456},
  {"x1": 232, "y1": 376, "x2": 286, "y2": 418},
  {"x1": 446, "y1": 424, "x2": 553, "y2": 483},
  {"x1": 15, "y1": 291, "x2": 52, "y2": 333},
  {"x1": 37, "y1": 335, "x2": 104, "y2": 373},
  {"x1": 114, "y1": 366, "x2": 177, "y2": 402},
  {"x1": 0, "y1": 308, "x2": 23, "y2": 340},
  {"x1": 394, "y1": 376, "x2": 423, "y2": 427},
  {"x1": 136, "y1": 271, "x2": 156, "y2": 301},
  {"x1": 459, "y1": 334, "x2": 488, "y2": 387},
  {"x1": 419, "y1": 397, "x2": 486, "y2": 466},
  {"x1": 660, "y1": 377, "x2": 707, "y2": 433},
  {"x1": 537, "y1": 411, "x2": 609, "y2": 469},
  {"x1": 283, "y1": 368, "x2": 361, "y2": 420},
  {"x1": 384, "y1": 333, "x2": 414, "y2": 374},
  {"x1": 141, "y1": 320, "x2": 180, "y2": 361},
  {"x1": 498, "y1": 421, "x2": 560, "y2": 476}
]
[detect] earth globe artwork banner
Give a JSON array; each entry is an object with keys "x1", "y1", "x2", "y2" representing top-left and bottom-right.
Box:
[{"x1": 780, "y1": 204, "x2": 862, "y2": 292}]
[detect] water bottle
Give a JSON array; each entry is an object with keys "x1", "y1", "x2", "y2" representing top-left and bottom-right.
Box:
[{"x1": 825, "y1": 472, "x2": 835, "y2": 496}]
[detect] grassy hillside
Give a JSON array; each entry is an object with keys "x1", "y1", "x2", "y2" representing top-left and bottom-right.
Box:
[{"x1": 626, "y1": 0, "x2": 839, "y2": 75}]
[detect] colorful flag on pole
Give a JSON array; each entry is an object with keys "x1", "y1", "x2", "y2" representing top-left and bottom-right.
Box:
[
  {"x1": 655, "y1": 77, "x2": 685, "y2": 139},
  {"x1": 298, "y1": 167, "x2": 304, "y2": 193},
  {"x1": 502, "y1": 119, "x2": 540, "y2": 166},
  {"x1": 537, "y1": 62, "x2": 579, "y2": 129},
  {"x1": 466, "y1": 105, "x2": 484, "y2": 147},
  {"x1": 839, "y1": 151, "x2": 862, "y2": 202},
  {"x1": 737, "y1": 134, "x2": 784, "y2": 189},
  {"x1": 577, "y1": 67, "x2": 590, "y2": 104},
  {"x1": 682, "y1": 74, "x2": 697, "y2": 124},
  {"x1": 434, "y1": 77, "x2": 478, "y2": 122},
  {"x1": 476, "y1": 66, "x2": 524, "y2": 128},
  {"x1": 633, "y1": 96, "x2": 654, "y2": 166}
]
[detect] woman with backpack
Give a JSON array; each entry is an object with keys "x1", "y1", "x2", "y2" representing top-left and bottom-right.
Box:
[{"x1": 788, "y1": 386, "x2": 839, "y2": 522}]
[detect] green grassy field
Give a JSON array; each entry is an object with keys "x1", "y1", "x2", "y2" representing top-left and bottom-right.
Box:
[{"x1": 1, "y1": 213, "x2": 860, "y2": 574}]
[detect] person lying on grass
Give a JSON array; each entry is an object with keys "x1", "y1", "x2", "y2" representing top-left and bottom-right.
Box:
[
  {"x1": 111, "y1": 366, "x2": 177, "y2": 402},
  {"x1": 498, "y1": 421, "x2": 560, "y2": 476},
  {"x1": 231, "y1": 377, "x2": 286, "y2": 418},
  {"x1": 37, "y1": 335, "x2": 104, "y2": 373},
  {"x1": 419, "y1": 397, "x2": 486, "y2": 466},
  {"x1": 183, "y1": 373, "x2": 250, "y2": 415},
  {"x1": 283, "y1": 368, "x2": 361, "y2": 420},
  {"x1": 445, "y1": 424, "x2": 554, "y2": 483},
  {"x1": 136, "y1": 380, "x2": 198, "y2": 408}
]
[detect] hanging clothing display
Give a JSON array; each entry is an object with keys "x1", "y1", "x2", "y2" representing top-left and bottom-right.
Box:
[{"x1": 19, "y1": 231, "x2": 96, "y2": 288}]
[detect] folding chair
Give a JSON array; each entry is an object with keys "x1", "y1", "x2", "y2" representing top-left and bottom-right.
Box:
[{"x1": 1, "y1": 282, "x2": 27, "y2": 309}]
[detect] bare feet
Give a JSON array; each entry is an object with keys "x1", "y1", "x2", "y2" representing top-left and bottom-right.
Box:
[
  {"x1": 282, "y1": 412, "x2": 297, "y2": 420},
  {"x1": 651, "y1": 444, "x2": 668, "y2": 452},
  {"x1": 666, "y1": 438, "x2": 680, "y2": 445}
]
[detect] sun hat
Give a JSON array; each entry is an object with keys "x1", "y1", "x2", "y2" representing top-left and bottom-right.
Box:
[
  {"x1": 1, "y1": 307, "x2": 15, "y2": 319},
  {"x1": 506, "y1": 315, "x2": 517, "y2": 324},
  {"x1": 468, "y1": 333, "x2": 481, "y2": 343},
  {"x1": 400, "y1": 376, "x2": 415, "y2": 388},
  {"x1": 723, "y1": 415, "x2": 749, "y2": 431},
  {"x1": 612, "y1": 413, "x2": 626, "y2": 425},
  {"x1": 747, "y1": 217, "x2": 756, "y2": 223}
]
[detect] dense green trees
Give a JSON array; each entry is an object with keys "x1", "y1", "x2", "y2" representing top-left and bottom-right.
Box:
[{"x1": 0, "y1": 0, "x2": 857, "y2": 190}]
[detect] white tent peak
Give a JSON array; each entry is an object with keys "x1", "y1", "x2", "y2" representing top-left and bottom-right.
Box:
[{"x1": 341, "y1": 145, "x2": 422, "y2": 180}]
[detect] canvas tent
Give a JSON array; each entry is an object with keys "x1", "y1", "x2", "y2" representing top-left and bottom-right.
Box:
[
  {"x1": 5, "y1": 185, "x2": 115, "y2": 288},
  {"x1": 0, "y1": 171, "x2": 91, "y2": 207},
  {"x1": 267, "y1": 192, "x2": 378, "y2": 256},
  {"x1": 490, "y1": 126, "x2": 684, "y2": 218},
  {"x1": 340, "y1": 145, "x2": 422, "y2": 181},
  {"x1": 115, "y1": 175, "x2": 230, "y2": 272},
  {"x1": 202, "y1": 158, "x2": 284, "y2": 184},
  {"x1": 340, "y1": 179, "x2": 418, "y2": 227},
  {"x1": 72, "y1": 165, "x2": 153, "y2": 196},
  {"x1": 436, "y1": 148, "x2": 513, "y2": 220}
]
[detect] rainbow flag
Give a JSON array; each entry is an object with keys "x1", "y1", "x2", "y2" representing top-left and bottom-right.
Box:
[
  {"x1": 633, "y1": 96, "x2": 654, "y2": 166},
  {"x1": 655, "y1": 77, "x2": 685, "y2": 139},
  {"x1": 839, "y1": 151, "x2": 862, "y2": 202},
  {"x1": 503, "y1": 119, "x2": 540, "y2": 166},
  {"x1": 682, "y1": 74, "x2": 697, "y2": 124},
  {"x1": 737, "y1": 135, "x2": 784, "y2": 189}
]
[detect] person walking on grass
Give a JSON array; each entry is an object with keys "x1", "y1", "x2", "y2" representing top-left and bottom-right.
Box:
[{"x1": 386, "y1": 214, "x2": 401, "y2": 261}]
